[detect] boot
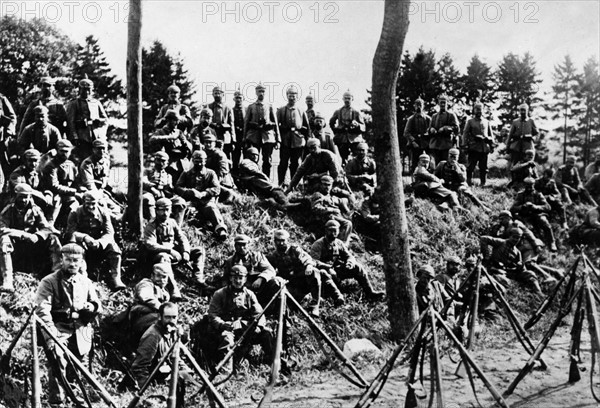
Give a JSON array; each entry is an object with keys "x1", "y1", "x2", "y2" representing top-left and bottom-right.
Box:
[
  {"x1": 480, "y1": 173, "x2": 487, "y2": 187},
  {"x1": 308, "y1": 273, "x2": 322, "y2": 317},
  {"x1": 190, "y1": 248, "x2": 206, "y2": 285},
  {"x1": 108, "y1": 253, "x2": 126, "y2": 291},
  {"x1": 321, "y1": 273, "x2": 344, "y2": 305},
  {"x1": 356, "y1": 271, "x2": 385, "y2": 301},
  {"x1": 466, "y1": 170, "x2": 473, "y2": 187},
  {"x1": 169, "y1": 272, "x2": 183, "y2": 302},
  {"x1": 0, "y1": 238, "x2": 14, "y2": 292}
]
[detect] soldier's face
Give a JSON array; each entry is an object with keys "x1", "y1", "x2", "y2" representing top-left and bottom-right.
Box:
[
  {"x1": 519, "y1": 108, "x2": 527, "y2": 118},
  {"x1": 249, "y1": 152, "x2": 259, "y2": 163},
  {"x1": 308, "y1": 144, "x2": 320, "y2": 155},
  {"x1": 92, "y1": 146, "x2": 106, "y2": 159},
  {"x1": 15, "y1": 193, "x2": 31, "y2": 208},
  {"x1": 419, "y1": 157, "x2": 430, "y2": 167},
  {"x1": 204, "y1": 140, "x2": 216, "y2": 151},
  {"x1": 447, "y1": 261, "x2": 460, "y2": 275},
  {"x1": 566, "y1": 159, "x2": 575, "y2": 169},
  {"x1": 507, "y1": 234, "x2": 521, "y2": 247},
  {"x1": 152, "y1": 270, "x2": 169, "y2": 288},
  {"x1": 167, "y1": 90, "x2": 179, "y2": 102},
  {"x1": 325, "y1": 226, "x2": 339, "y2": 240},
  {"x1": 306, "y1": 97, "x2": 314, "y2": 109},
  {"x1": 287, "y1": 92, "x2": 297, "y2": 105},
  {"x1": 40, "y1": 83, "x2": 53, "y2": 98},
  {"x1": 231, "y1": 274, "x2": 246, "y2": 289},
  {"x1": 200, "y1": 114, "x2": 211, "y2": 125},
  {"x1": 56, "y1": 147, "x2": 72, "y2": 161},
  {"x1": 25, "y1": 156, "x2": 39, "y2": 170},
  {"x1": 160, "y1": 306, "x2": 178, "y2": 329},
  {"x1": 234, "y1": 242, "x2": 249, "y2": 257},
  {"x1": 234, "y1": 95, "x2": 243, "y2": 106},
  {"x1": 156, "y1": 206, "x2": 171, "y2": 221},
  {"x1": 439, "y1": 100, "x2": 447, "y2": 110},
  {"x1": 525, "y1": 152, "x2": 534, "y2": 161},
  {"x1": 321, "y1": 180, "x2": 333, "y2": 194},
  {"x1": 79, "y1": 83, "x2": 92, "y2": 98},
  {"x1": 154, "y1": 156, "x2": 167, "y2": 170},
  {"x1": 256, "y1": 89, "x2": 265, "y2": 101},
  {"x1": 499, "y1": 216, "x2": 510, "y2": 227},
  {"x1": 35, "y1": 111, "x2": 48, "y2": 126},
  {"x1": 356, "y1": 146, "x2": 367, "y2": 159},
  {"x1": 448, "y1": 152, "x2": 459, "y2": 164},
  {"x1": 193, "y1": 154, "x2": 206, "y2": 169},
  {"x1": 314, "y1": 118, "x2": 324, "y2": 130},
  {"x1": 343, "y1": 95, "x2": 352, "y2": 107},
  {"x1": 62, "y1": 253, "x2": 84, "y2": 276},
  {"x1": 474, "y1": 107, "x2": 483, "y2": 118},
  {"x1": 414, "y1": 101, "x2": 423, "y2": 112},
  {"x1": 213, "y1": 90, "x2": 223, "y2": 102},
  {"x1": 83, "y1": 198, "x2": 99, "y2": 213},
  {"x1": 166, "y1": 118, "x2": 179, "y2": 130},
  {"x1": 274, "y1": 236, "x2": 288, "y2": 252}
]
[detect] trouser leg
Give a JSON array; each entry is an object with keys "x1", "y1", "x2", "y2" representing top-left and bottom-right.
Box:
[
  {"x1": 289, "y1": 148, "x2": 303, "y2": 182},
  {"x1": 320, "y1": 269, "x2": 344, "y2": 302},
  {"x1": 277, "y1": 146, "x2": 291, "y2": 186},
  {"x1": 0, "y1": 235, "x2": 14, "y2": 291},
  {"x1": 190, "y1": 246, "x2": 206, "y2": 285},
  {"x1": 479, "y1": 153, "x2": 489, "y2": 186},
  {"x1": 199, "y1": 202, "x2": 227, "y2": 235},
  {"x1": 143, "y1": 192, "x2": 156, "y2": 220},
  {"x1": 104, "y1": 242, "x2": 125, "y2": 290},
  {"x1": 333, "y1": 215, "x2": 352, "y2": 243},
  {"x1": 261, "y1": 143, "x2": 275, "y2": 179}
]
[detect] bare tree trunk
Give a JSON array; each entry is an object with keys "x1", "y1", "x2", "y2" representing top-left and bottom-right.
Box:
[
  {"x1": 126, "y1": 0, "x2": 143, "y2": 237},
  {"x1": 371, "y1": 0, "x2": 417, "y2": 340}
]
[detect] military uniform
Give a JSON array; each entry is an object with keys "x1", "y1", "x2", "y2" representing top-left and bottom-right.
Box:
[
  {"x1": 66, "y1": 204, "x2": 124, "y2": 285},
  {"x1": 535, "y1": 175, "x2": 567, "y2": 225},
  {"x1": 288, "y1": 149, "x2": 340, "y2": 193},
  {"x1": 18, "y1": 121, "x2": 63, "y2": 155},
  {"x1": 554, "y1": 164, "x2": 596, "y2": 205},
  {"x1": 510, "y1": 159, "x2": 539, "y2": 189},
  {"x1": 310, "y1": 191, "x2": 353, "y2": 243},
  {"x1": 154, "y1": 102, "x2": 194, "y2": 133},
  {"x1": 130, "y1": 277, "x2": 170, "y2": 344},
  {"x1": 19, "y1": 96, "x2": 68, "y2": 137},
  {"x1": 232, "y1": 103, "x2": 245, "y2": 172},
  {"x1": 463, "y1": 115, "x2": 494, "y2": 186},
  {"x1": 142, "y1": 164, "x2": 174, "y2": 220},
  {"x1": 222, "y1": 251, "x2": 279, "y2": 307},
  {"x1": 0, "y1": 94, "x2": 17, "y2": 187},
  {"x1": 329, "y1": 105, "x2": 365, "y2": 164},
  {"x1": 244, "y1": 100, "x2": 280, "y2": 176},
  {"x1": 9, "y1": 164, "x2": 52, "y2": 206},
  {"x1": 576, "y1": 206, "x2": 600, "y2": 244},
  {"x1": 237, "y1": 155, "x2": 287, "y2": 205},
  {"x1": 428, "y1": 110, "x2": 459, "y2": 163},
  {"x1": 413, "y1": 163, "x2": 457, "y2": 203},
  {"x1": 345, "y1": 156, "x2": 376, "y2": 192},
  {"x1": 208, "y1": 101, "x2": 235, "y2": 157},
  {"x1": 276, "y1": 104, "x2": 310, "y2": 185},
  {"x1": 40, "y1": 156, "x2": 80, "y2": 225},
  {"x1": 175, "y1": 166, "x2": 228, "y2": 235},
  {"x1": 507, "y1": 117, "x2": 538, "y2": 165},
  {"x1": 65, "y1": 96, "x2": 108, "y2": 161},
  {"x1": 79, "y1": 154, "x2": 110, "y2": 191},
  {"x1": 35, "y1": 267, "x2": 101, "y2": 405},
  {"x1": 149, "y1": 125, "x2": 192, "y2": 181},
  {"x1": 189, "y1": 123, "x2": 217, "y2": 151},
  {"x1": 403, "y1": 111, "x2": 431, "y2": 170},
  {"x1": 511, "y1": 187, "x2": 556, "y2": 249}
]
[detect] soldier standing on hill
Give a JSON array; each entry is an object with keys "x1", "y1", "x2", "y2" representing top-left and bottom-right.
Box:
[
  {"x1": 506, "y1": 103, "x2": 538, "y2": 167},
  {"x1": 403, "y1": 98, "x2": 431, "y2": 172},
  {"x1": 154, "y1": 83, "x2": 194, "y2": 134},
  {"x1": 18, "y1": 104, "x2": 64, "y2": 156},
  {"x1": 428, "y1": 94, "x2": 459, "y2": 164},
  {"x1": 329, "y1": 90, "x2": 365, "y2": 164},
  {"x1": 277, "y1": 86, "x2": 310, "y2": 186},
  {"x1": 208, "y1": 86, "x2": 235, "y2": 162},
  {"x1": 463, "y1": 103, "x2": 494, "y2": 187}
]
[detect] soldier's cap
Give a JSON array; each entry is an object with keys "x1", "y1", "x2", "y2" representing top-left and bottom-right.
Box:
[
  {"x1": 543, "y1": 168, "x2": 554, "y2": 177},
  {"x1": 92, "y1": 139, "x2": 108, "y2": 148},
  {"x1": 78, "y1": 77, "x2": 93, "y2": 87},
  {"x1": 525, "y1": 149, "x2": 535, "y2": 155},
  {"x1": 153, "y1": 262, "x2": 172, "y2": 275},
  {"x1": 417, "y1": 264, "x2": 435, "y2": 279},
  {"x1": 200, "y1": 107, "x2": 213, "y2": 117},
  {"x1": 234, "y1": 234, "x2": 251, "y2": 244},
  {"x1": 39, "y1": 76, "x2": 55, "y2": 85},
  {"x1": 474, "y1": 102, "x2": 484, "y2": 109},
  {"x1": 167, "y1": 84, "x2": 181, "y2": 93},
  {"x1": 356, "y1": 142, "x2": 369, "y2": 150},
  {"x1": 465, "y1": 256, "x2": 477, "y2": 266},
  {"x1": 449, "y1": 148, "x2": 460, "y2": 156},
  {"x1": 273, "y1": 229, "x2": 290, "y2": 239},
  {"x1": 524, "y1": 177, "x2": 535, "y2": 185},
  {"x1": 154, "y1": 151, "x2": 169, "y2": 160},
  {"x1": 446, "y1": 255, "x2": 461, "y2": 265},
  {"x1": 33, "y1": 105, "x2": 49, "y2": 115},
  {"x1": 314, "y1": 112, "x2": 325, "y2": 120},
  {"x1": 343, "y1": 89, "x2": 353, "y2": 98},
  {"x1": 255, "y1": 82, "x2": 265, "y2": 91},
  {"x1": 192, "y1": 150, "x2": 207, "y2": 159},
  {"x1": 56, "y1": 139, "x2": 73, "y2": 149},
  {"x1": 234, "y1": 89, "x2": 243, "y2": 97},
  {"x1": 212, "y1": 86, "x2": 223, "y2": 94},
  {"x1": 566, "y1": 155, "x2": 577, "y2": 163},
  {"x1": 230, "y1": 265, "x2": 248, "y2": 277},
  {"x1": 202, "y1": 133, "x2": 217, "y2": 142},
  {"x1": 306, "y1": 138, "x2": 321, "y2": 148},
  {"x1": 286, "y1": 85, "x2": 298, "y2": 95},
  {"x1": 61, "y1": 243, "x2": 85, "y2": 255},
  {"x1": 24, "y1": 149, "x2": 41, "y2": 159},
  {"x1": 306, "y1": 94, "x2": 314, "y2": 101},
  {"x1": 325, "y1": 220, "x2": 340, "y2": 229},
  {"x1": 156, "y1": 198, "x2": 172, "y2": 209},
  {"x1": 83, "y1": 190, "x2": 101, "y2": 201},
  {"x1": 518, "y1": 103, "x2": 529, "y2": 110},
  {"x1": 419, "y1": 153, "x2": 430, "y2": 160},
  {"x1": 171, "y1": 196, "x2": 187, "y2": 207},
  {"x1": 508, "y1": 227, "x2": 523, "y2": 237},
  {"x1": 320, "y1": 175, "x2": 334, "y2": 183},
  {"x1": 164, "y1": 109, "x2": 180, "y2": 121},
  {"x1": 414, "y1": 97, "x2": 424, "y2": 104},
  {"x1": 438, "y1": 94, "x2": 448, "y2": 101},
  {"x1": 245, "y1": 147, "x2": 259, "y2": 156},
  {"x1": 14, "y1": 183, "x2": 33, "y2": 195},
  {"x1": 499, "y1": 210, "x2": 513, "y2": 219}
]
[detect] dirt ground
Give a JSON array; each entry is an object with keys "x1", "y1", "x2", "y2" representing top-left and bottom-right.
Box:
[{"x1": 229, "y1": 324, "x2": 599, "y2": 408}]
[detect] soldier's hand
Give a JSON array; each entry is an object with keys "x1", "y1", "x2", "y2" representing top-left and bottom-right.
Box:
[
  {"x1": 82, "y1": 302, "x2": 95, "y2": 312},
  {"x1": 252, "y1": 277, "x2": 264, "y2": 290},
  {"x1": 22, "y1": 232, "x2": 38, "y2": 243},
  {"x1": 351, "y1": 120, "x2": 359, "y2": 128},
  {"x1": 169, "y1": 249, "x2": 182, "y2": 262},
  {"x1": 222, "y1": 322, "x2": 234, "y2": 331},
  {"x1": 328, "y1": 268, "x2": 337, "y2": 279},
  {"x1": 232, "y1": 319, "x2": 243, "y2": 331},
  {"x1": 182, "y1": 252, "x2": 190, "y2": 262},
  {"x1": 345, "y1": 259, "x2": 355, "y2": 269}
]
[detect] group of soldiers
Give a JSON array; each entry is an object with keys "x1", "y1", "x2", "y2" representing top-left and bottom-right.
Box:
[
  {"x1": 2, "y1": 75, "x2": 600, "y2": 407},
  {"x1": 0, "y1": 77, "x2": 389, "y2": 407}
]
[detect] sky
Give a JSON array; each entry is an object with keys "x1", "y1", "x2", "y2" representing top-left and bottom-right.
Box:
[{"x1": 1, "y1": 0, "x2": 599, "y2": 118}]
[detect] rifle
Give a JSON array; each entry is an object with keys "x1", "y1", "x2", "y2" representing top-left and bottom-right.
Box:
[{"x1": 0, "y1": 309, "x2": 35, "y2": 374}]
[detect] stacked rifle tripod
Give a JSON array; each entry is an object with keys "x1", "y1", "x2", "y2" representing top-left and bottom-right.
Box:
[
  {"x1": 503, "y1": 252, "x2": 600, "y2": 402},
  {"x1": 355, "y1": 261, "x2": 549, "y2": 408}
]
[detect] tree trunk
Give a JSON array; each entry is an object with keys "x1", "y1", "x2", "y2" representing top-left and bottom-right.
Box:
[
  {"x1": 371, "y1": 0, "x2": 417, "y2": 340},
  {"x1": 126, "y1": 0, "x2": 143, "y2": 237}
]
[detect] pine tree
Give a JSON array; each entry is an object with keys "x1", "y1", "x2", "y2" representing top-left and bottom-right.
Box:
[
  {"x1": 577, "y1": 57, "x2": 600, "y2": 164},
  {"x1": 457, "y1": 54, "x2": 497, "y2": 107},
  {"x1": 496, "y1": 52, "x2": 542, "y2": 124},
  {"x1": 72, "y1": 35, "x2": 124, "y2": 105},
  {"x1": 437, "y1": 53, "x2": 461, "y2": 97}
]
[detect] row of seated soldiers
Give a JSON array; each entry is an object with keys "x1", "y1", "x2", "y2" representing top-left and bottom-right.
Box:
[{"x1": 33, "y1": 217, "x2": 386, "y2": 405}]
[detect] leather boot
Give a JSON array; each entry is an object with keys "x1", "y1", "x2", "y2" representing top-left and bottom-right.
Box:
[
  {"x1": 466, "y1": 170, "x2": 473, "y2": 186},
  {"x1": 308, "y1": 272, "x2": 322, "y2": 317},
  {"x1": 0, "y1": 236, "x2": 14, "y2": 292},
  {"x1": 108, "y1": 253, "x2": 126, "y2": 291},
  {"x1": 190, "y1": 248, "x2": 206, "y2": 285},
  {"x1": 356, "y1": 270, "x2": 385, "y2": 301},
  {"x1": 480, "y1": 173, "x2": 487, "y2": 187}
]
